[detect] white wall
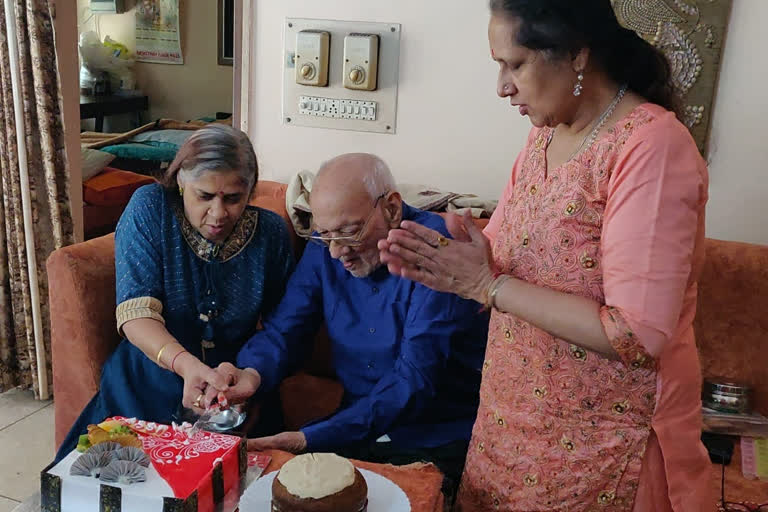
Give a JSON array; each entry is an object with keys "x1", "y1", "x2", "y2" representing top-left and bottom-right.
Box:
[
  {"x1": 705, "y1": 0, "x2": 768, "y2": 245},
  {"x1": 248, "y1": 1, "x2": 526, "y2": 200},
  {"x1": 249, "y1": 0, "x2": 767, "y2": 245}
]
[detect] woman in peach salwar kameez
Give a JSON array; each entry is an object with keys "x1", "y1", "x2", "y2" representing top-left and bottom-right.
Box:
[{"x1": 379, "y1": 1, "x2": 714, "y2": 511}]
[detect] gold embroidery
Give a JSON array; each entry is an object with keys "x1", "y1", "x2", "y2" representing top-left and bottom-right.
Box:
[
  {"x1": 580, "y1": 252, "x2": 598, "y2": 270},
  {"x1": 172, "y1": 197, "x2": 259, "y2": 263},
  {"x1": 116, "y1": 296, "x2": 164, "y2": 335},
  {"x1": 523, "y1": 474, "x2": 539, "y2": 487},
  {"x1": 612, "y1": 400, "x2": 630, "y2": 415},
  {"x1": 568, "y1": 344, "x2": 587, "y2": 362},
  {"x1": 503, "y1": 328, "x2": 513, "y2": 341},
  {"x1": 630, "y1": 352, "x2": 648, "y2": 369},
  {"x1": 533, "y1": 386, "x2": 548, "y2": 399},
  {"x1": 560, "y1": 435, "x2": 575, "y2": 452},
  {"x1": 597, "y1": 490, "x2": 615, "y2": 505},
  {"x1": 529, "y1": 184, "x2": 538, "y2": 195}
]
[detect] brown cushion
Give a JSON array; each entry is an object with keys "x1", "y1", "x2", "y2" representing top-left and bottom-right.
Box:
[
  {"x1": 695, "y1": 238, "x2": 768, "y2": 416},
  {"x1": 83, "y1": 167, "x2": 156, "y2": 206},
  {"x1": 280, "y1": 373, "x2": 343, "y2": 431}
]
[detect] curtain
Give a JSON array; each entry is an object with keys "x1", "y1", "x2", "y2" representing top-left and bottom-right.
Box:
[{"x1": 0, "y1": 0, "x2": 73, "y2": 398}]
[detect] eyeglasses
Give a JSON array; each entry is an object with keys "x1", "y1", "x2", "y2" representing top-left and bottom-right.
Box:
[
  {"x1": 719, "y1": 462, "x2": 768, "y2": 511},
  {"x1": 307, "y1": 192, "x2": 388, "y2": 248}
]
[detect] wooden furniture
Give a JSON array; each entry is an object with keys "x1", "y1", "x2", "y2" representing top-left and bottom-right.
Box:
[{"x1": 80, "y1": 94, "x2": 149, "y2": 132}]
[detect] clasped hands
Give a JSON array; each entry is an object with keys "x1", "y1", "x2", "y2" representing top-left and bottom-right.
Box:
[
  {"x1": 195, "y1": 362, "x2": 307, "y2": 454},
  {"x1": 378, "y1": 210, "x2": 496, "y2": 304}
]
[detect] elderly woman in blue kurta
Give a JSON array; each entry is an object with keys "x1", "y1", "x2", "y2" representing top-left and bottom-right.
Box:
[{"x1": 56, "y1": 125, "x2": 293, "y2": 460}]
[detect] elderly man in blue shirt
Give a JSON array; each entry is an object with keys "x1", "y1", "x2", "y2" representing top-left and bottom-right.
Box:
[{"x1": 211, "y1": 153, "x2": 488, "y2": 492}]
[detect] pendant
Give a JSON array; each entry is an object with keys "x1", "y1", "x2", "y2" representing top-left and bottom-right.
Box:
[{"x1": 201, "y1": 339, "x2": 215, "y2": 363}]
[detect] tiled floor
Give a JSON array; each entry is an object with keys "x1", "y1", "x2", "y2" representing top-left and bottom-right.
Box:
[{"x1": 0, "y1": 388, "x2": 54, "y2": 511}]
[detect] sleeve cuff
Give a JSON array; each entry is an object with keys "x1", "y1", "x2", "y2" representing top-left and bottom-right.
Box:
[
  {"x1": 300, "y1": 422, "x2": 334, "y2": 451},
  {"x1": 600, "y1": 306, "x2": 656, "y2": 371},
  {"x1": 116, "y1": 296, "x2": 164, "y2": 336}
]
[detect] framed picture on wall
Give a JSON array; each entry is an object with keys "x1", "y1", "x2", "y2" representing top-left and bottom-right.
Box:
[{"x1": 218, "y1": 0, "x2": 234, "y2": 66}]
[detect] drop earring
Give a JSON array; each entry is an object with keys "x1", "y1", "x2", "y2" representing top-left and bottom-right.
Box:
[
  {"x1": 178, "y1": 185, "x2": 184, "y2": 197},
  {"x1": 573, "y1": 72, "x2": 584, "y2": 97}
]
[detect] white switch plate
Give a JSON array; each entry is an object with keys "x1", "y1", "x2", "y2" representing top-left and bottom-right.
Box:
[
  {"x1": 299, "y1": 96, "x2": 378, "y2": 121},
  {"x1": 283, "y1": 18, "x2": 400, "y2": 134}
]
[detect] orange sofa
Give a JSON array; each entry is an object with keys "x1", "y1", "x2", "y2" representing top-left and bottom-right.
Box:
[{"x1": 47, "y1": 181, "x2": 768, "y2": 503}]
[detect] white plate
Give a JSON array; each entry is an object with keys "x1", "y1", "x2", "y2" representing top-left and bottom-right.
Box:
[{"x1": 239, "y1": 468, "x2": 411, "y2": 511}]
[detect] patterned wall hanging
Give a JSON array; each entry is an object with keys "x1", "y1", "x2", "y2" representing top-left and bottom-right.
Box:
[{"x1": 611, "y1": 0, "x2": 733, "y2": 155}]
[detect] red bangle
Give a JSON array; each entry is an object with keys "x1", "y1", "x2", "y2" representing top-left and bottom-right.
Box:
[{"x1": 170, "y1": 350, "x2": 189, "y2": 374}]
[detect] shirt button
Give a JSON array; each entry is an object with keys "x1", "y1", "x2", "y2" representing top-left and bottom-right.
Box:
[
  {"x1": 372, "y1": 287, "x2": 379, "y2": 293},
  {"x1": 369, "y1": 327, "x2": 376, "y2": 334},
  {"x1": 368, "y1": 362, "x2": 374, "y2": 369}
]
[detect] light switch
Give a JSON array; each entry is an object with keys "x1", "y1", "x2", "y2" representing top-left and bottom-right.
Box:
[
  {"x1": 343, "y1": 33, "x2": 379, "y2": 91},
  {"x1": 295, "y1": 30, "x2": 330, "y2": 87}
]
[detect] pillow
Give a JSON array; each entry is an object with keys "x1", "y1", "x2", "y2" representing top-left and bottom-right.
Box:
[
  {"x1": 80, "y1": 147, "x2": 116, "y2": 181},
  {"x1": 83, "y1": 167, "x2": 156, "y2": 206},
  {"x1": 130, "y1": 129, "x2": 194, "y2": 148},
  {"x1": 100, "y1": 142, "x2": 179, "y2": 162}
]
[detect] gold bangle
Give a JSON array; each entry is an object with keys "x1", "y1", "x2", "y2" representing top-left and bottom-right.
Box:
[
  {"x1": 156, "y1": 342, "x2": 173, "y2": 367},
  {"x1": 487, "y1": 275, "x2": 510, "y2": 311}
]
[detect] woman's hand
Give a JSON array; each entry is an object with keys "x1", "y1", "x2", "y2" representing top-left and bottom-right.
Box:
[
  {"x1": 247, "y1": 431, "x2": 307, "y2": 453},
  {"x1": 175, "y1": 355, "x2": 230, "y2": 414},
  {"x1": 203, "y1": 362, "x2": 261, "y2": 408},
  {"x1": 378, "y1": 211, "x2": 495, "y2": 304}
]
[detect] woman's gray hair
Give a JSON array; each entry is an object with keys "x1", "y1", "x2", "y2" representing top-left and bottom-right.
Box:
[{"x1": 163, "y1": 124, "x2": 258, "y2": 191}]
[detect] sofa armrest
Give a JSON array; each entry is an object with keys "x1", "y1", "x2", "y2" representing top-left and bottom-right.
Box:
[{"x1": 47, "y1": 234, "x2": 121, "y2": 448}]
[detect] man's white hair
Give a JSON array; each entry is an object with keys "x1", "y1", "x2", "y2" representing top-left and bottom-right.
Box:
[{"x1": 317, "y1": 153, "x2": 397, "y2": 198}]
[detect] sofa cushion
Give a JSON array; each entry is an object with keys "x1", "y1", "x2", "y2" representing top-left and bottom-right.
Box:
[
  {"x1": 280, "y1": 373, "x2": 343, "y2": 431},
  {"x1": 81, "y1": 147, "x2": 117, "y2": 181},
  {"x1": 83, "y1": 168, "x2": 157, "y2": 206},
  {"x1": 695, "y1": 238, "x2": 768, "y2": 416}
]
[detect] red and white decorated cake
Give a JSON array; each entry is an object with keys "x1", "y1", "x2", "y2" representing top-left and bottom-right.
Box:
[{"x1": 41, "y1": 417, "x2": 246, "y2": 512}]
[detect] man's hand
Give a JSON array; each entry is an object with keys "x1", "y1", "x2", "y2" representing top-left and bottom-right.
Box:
[
  {"x1": 247, "y1": 431, "x2": 307, "y2": 453},
  {"x1": 203, "y1": 362, "x2": 261, "y2": 409}
]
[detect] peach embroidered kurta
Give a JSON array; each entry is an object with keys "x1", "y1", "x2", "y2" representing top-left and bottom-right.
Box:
[{"x1": 457, "y1": 104, "x2": 714, "y2": 512}]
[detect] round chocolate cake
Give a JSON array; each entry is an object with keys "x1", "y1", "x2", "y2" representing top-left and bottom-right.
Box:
[{"x1": 271, "y1": 453, "x2": 368, "y2": 512}]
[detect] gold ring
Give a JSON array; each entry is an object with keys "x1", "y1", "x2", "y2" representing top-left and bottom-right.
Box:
[
  {"x1": 193, "y1": 393, "x2": 204, "y2": 408},
  {"x1": 436, "y1": 235, "x2": 449, "y2": 247}
]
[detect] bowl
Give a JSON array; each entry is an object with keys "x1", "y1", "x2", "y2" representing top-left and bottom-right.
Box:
[
  {"x1": 199, "y1": 408, "x2": 246, "y2": 433},
  {"x1": 703, "y1": 379, "x2": 752, "y2": 414}
]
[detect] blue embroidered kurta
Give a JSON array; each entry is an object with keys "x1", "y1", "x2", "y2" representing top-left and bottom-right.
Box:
[
  {"x1": 237, "y1": 204, "x2": 489, "y2": 451},
  {"x1": 56, "y1": 183, "x2": 293, "y2": 460}
]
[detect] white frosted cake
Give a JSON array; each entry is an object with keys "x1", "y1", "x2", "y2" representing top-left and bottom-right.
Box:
[{"x1": 269, "y1": 453, "x2": 368, "y2": 512}]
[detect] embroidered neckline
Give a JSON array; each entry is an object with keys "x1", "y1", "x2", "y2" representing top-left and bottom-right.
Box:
[{"x1": 172, "y1": 196, "x2": 259, "y2": 262}]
